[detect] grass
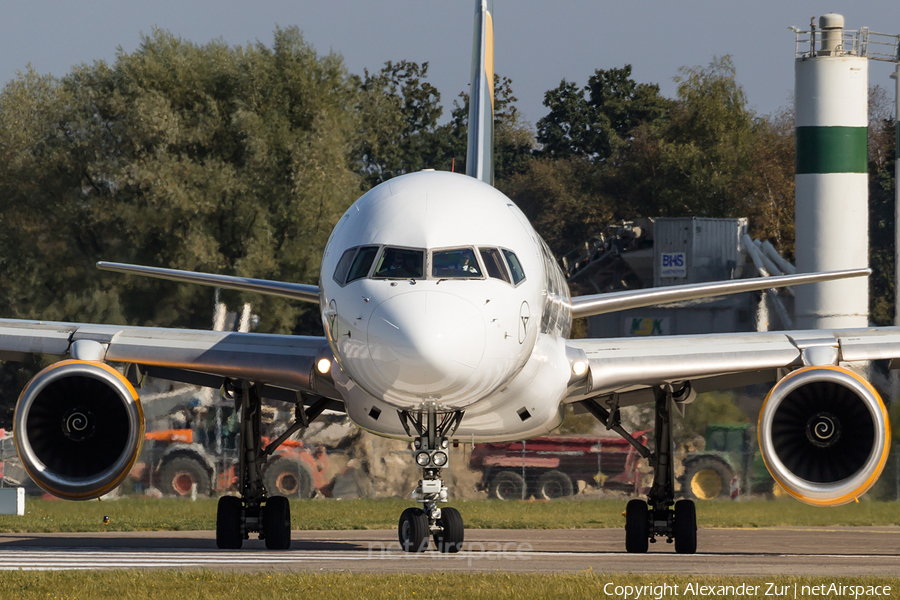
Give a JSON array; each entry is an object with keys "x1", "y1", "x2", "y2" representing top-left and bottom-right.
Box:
[
  {"x1": 0, "y1": 572, "x2": 897, "y2": 600},
  {"x1": 0, "y1": 497, "x2": 898, "y2": 533}
]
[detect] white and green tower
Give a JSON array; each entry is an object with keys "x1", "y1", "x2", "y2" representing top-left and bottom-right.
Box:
[{"x1": 795, "y1": 14, "x2": 869, "y2": 329}]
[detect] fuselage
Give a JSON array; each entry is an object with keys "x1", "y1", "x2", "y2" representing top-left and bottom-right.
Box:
[{"x1": 319, "y1": 171, "x2": 574, "y2": 441}]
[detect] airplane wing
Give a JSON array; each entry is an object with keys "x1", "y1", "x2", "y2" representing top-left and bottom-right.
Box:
[
  {"x1": 0, "y1": 318, "x2": 339, "y2": 403},
  {"x1": 564, "y1": 326, "x2": 900, "y2": 406},
  {"x1": 564, "y1": 324, "x2": 896, "y2": 515},
  {"x1": 569, "y1": 268, "x2": 869, "y2": 319},
  {"x1": 96, "y1": 262, "x2": 321, "y2": 304}
]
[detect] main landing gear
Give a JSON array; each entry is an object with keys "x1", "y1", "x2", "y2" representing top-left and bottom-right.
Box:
[
  {"x1": 216, "y1": 381, "x2": 330, "y2": 550},
  {"x1": 397, "y1": 406, "x2": 465, "y2": 553},
  {"x1": 582, "y1": 385, "x2": 698, "y2": 554}
]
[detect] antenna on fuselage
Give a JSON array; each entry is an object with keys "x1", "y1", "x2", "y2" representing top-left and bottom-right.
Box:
[{"x1": 465, "y1": 0, "x2": 494, "y2": 186}]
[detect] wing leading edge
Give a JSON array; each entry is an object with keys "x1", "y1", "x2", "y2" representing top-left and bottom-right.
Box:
[
  {"x1": 97, "y1": 261, "x2": 320, "y2": 304},
  {"x1": 0, "y1": 318, "x2": 337, "y2": 401},
  {"x1": 569, "y1": 268, "x2": 869, "y2": 319},
  {"x1": 564, "y1": 326, "x2": 900, "y2": 405}
]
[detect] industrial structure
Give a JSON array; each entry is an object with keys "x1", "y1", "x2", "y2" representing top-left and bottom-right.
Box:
[
  {"x1": 790, "y1": 16, "x2": 899, "y2": 328},
  {"x1": 563, "y1": 218, "x2": 796, "y2": 339},
  {"x1": 793, "y1": 14, "x2": 870, "y2": 330}
]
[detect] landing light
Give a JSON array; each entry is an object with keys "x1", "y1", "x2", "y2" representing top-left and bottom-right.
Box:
[
  {"x1": 572, "y1": 361, "x2": 587, "y2": 376},
  {"x1": 415, "y1": 452, "x2": 431, "y2": 467},
  {"x1": 316, "y1": 358, "x2": 332, "y2": 374},
  {"x1": 432, "y1": 451, "x2": 448, "y2": 467}
]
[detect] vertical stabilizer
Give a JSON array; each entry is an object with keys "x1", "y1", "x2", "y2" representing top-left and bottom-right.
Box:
[{"x1": 465, "y1": 0, "x2": 494, "y2": 185}]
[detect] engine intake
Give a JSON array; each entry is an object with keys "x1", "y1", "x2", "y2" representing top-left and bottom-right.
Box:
[
  {"x1": 758, "y1": 366, "x2": 890, "y2": 506},
  {"x1": 14, "y1": 360, "x2": 144, "y2": 500}
]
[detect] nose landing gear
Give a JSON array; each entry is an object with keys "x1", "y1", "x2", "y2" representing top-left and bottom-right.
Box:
[{"x1": 397, "y1": 407, "x2": 465, "y2": 553}]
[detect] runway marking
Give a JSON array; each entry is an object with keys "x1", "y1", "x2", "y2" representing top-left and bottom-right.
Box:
[
  {"x1": 714, "y1": 527, "x2": 900, "y2": 534},
  {"x1": 0, "y1": 549, "x2": 895, "y2": 571}
]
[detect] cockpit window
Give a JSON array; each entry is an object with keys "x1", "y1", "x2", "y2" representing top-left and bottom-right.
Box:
[
  {"x1": 347, "y1": 245, "x2": 378, "y2": 282},
  {"x1": 373, "y1": 247, "x2": 425, "y2": 279},
  {"x1": 502, "y1": 249, "x2": 526, "y2": 285},
  {"x1": 479, "y1": 248, "x2": 511, "y2": 283},
  {"x1": 432, "y1": 248, "x2": 483, "y2": 278},
  {"x1": 333, "y1": 247, "x2": 357, "y2": 285}
]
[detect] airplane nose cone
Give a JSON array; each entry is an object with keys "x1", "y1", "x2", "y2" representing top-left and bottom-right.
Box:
[{"x1": 367, "y1": 291, "x2": 485, "y2": 401}]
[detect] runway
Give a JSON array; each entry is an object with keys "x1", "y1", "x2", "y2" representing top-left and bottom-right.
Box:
[{"x1": 0, "y1": 527, "x2": 897, "y2": 575}]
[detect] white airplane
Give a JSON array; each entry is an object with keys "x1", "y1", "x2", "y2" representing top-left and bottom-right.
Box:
[{"x1": 0, "y1": 0, "x2": 893, "y2": 555}]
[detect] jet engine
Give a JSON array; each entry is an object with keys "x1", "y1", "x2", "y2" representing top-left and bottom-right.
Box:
[
  {"x1": 13, "y1": 360, "x2": 144, "y2": 500},
  {"x1": 758, "y1": 366, "x2": 890, "y2": 506}
]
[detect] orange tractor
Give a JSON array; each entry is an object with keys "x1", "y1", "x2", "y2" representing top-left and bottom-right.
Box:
[{"x1": 133, "y1": 428, "x2": 329, "y2": 498}]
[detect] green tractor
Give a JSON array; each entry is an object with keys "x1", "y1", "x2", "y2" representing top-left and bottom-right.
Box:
[{"x1": 679, "y1": 424, "x2": 777, "y2": 500}]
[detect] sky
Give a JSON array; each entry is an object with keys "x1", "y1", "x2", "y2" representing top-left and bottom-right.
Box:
[{"x1": 1, "y1": 1, "x2": 898, "y2": 128}]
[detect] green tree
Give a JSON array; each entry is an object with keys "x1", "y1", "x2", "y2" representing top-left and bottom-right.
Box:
[
  {"x1": 0, "y1": 27, "x2": 360, "y2": 333},
  {"x1": 633, "y1": 56, "x2": 755, "y2": 218},
  {"x1": 868, "y1": 86, "x2": 896, "y2": 326},
  {"x1": 499, "y1": 157, "x2": 614, "y2": 258},
  {"x1": 608, "y1": 55, "x2": 796, "y2": 256},
  {"x1": 511, "y1": 57, "x2": 800, "y2": 264},
  {"x1": 741, "y1": 109, "x2": 796, "y2": 260},
  {"x1": 507, "y1": 65, "x2": 671, "y2": 258},
  {"x1": 355, "y1": 60, "x2": 446, "y2": 187},
  {"x1": 536, "y1": 80, "x2": 590, "y2": 158},
  {"x1": 0, "y1": 28, "x2": 364, "y2": 422},
  {"x1": 440, "y1": 74, "x2": 536, "y2": 182},
  {"x1": 536, "y1": 65, "x2": 670, "y2": 162}
]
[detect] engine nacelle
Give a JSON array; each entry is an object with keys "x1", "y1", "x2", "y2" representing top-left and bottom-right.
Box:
[
  {"x1": 758, "y1": 366, "x2": 890, "y2": 506},
  {"x1": 14, "y1": 360, "x2": 144, "y2": 500}
]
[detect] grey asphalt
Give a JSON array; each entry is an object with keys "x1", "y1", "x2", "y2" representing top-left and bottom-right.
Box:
[{"x1": 0, "y1": 527, "x2": 897, "y2": 575}]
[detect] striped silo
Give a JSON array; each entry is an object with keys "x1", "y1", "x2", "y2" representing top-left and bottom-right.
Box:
[{"x1": 794, "y1": 14, "x2": 869, "y2": 329}]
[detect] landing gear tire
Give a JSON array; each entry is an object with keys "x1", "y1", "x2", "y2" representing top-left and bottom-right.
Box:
[
  {"x1": 673, "y1": 499, "x2": 697, "y2": 554},
  {"x1": 216, "y1": 495, "x2": 243, "y2": 549},
  {"x1": 158, "y1": 456, "x2": 211, "y2": 497},
  {"x1": 535, "y1": 470, "x2": 574, "y2": 500},
  {"x1": 433, "y1": 506, "x2": 464, "y2": 553},
  {"x1": 683, "y1": 458, "x2": 732, "y2": 501},
  {"x1": 399, "y1": 507, "x2": 430, "y2": 553},
  {"x1": 625, "y1": 499, "x2": 649, "y2": 554},
  {"x1": 488, "y1": 470, "x2": 526, "y2": 500},
  {"x1": 264, "y1": 496, "x2": 292, "y2": 550}
]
